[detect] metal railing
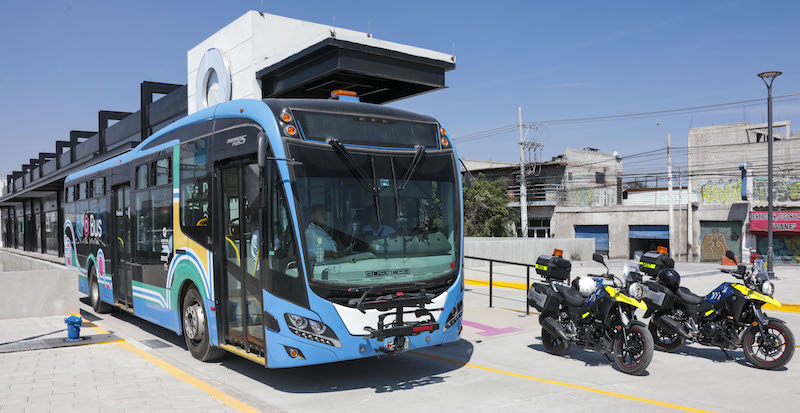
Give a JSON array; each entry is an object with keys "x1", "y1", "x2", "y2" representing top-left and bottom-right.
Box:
[{"x1": 464, "y1": 255, "x2": 535, "y2": 315}]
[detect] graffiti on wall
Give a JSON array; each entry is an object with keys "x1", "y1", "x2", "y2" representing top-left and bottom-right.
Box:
[
  {"x1": 698, "y1": 177, "x2": 800, "y2": 204},
  {"x1": 757, "y1": 236, "x2": 800, "y2": 264},
  {"x1": 569, "y1": 188, "x2": 616, "y2": 207},
  {"x1": 699, "y1": 223, "x2": 742, "y2": 262}
]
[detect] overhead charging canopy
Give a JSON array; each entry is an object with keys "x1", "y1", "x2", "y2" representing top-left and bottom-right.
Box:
[{"x1": 256, "y1": 39, "x2": 455, "y2": 104}]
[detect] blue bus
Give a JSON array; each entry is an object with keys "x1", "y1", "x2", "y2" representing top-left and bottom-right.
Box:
[{"x1": 63, "y1": 97, "x2": 464, "y2": 367}]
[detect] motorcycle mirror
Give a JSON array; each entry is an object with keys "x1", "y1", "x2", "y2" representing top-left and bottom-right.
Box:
[
  {"x1": 724, "y1": 250, "x2": 736, "y2": 262},
  {"x1": 592, "y1": 253, "x2": 605, "y2": 264}
]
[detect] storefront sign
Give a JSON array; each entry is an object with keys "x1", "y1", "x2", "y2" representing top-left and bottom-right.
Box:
[{"x1": 749, "y1": 211, "x2": 800, "y2": 232}]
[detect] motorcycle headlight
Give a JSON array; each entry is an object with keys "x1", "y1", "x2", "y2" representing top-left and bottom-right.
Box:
[
  {"x1": 761, "y1": 280, "x2": 775, "y2": 297},
  {"x1": 628, "y1": 282, "x2": 644, "y2": 300}
]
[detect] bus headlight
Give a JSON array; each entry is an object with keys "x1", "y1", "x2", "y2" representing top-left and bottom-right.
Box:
[
  {"x1": 309, "y1": 319, "x2": 327, "y2": 335},
  {"x1": 444, "y1": 300, "x2": 463, "y2": 330},
  {"x1": 286, "y1": 313, "x2": 308, "y2": 330},
  {"x1": 761, "y1": 280, "x2": 775, "y2": 297},
  {"x1": 284, "y1": 314, "x2": 341, "y2": 348},
  {"x1": 628, "y1": 282, "x2": 644, "y2": 300}
]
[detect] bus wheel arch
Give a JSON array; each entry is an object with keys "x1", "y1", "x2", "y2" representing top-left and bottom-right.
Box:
[
  {"x1": 180, "y1": 282, "x2": 225, "y2": 362},
  {"x1": 88, "y1": 263, "x2": 112, "y2": 314}
]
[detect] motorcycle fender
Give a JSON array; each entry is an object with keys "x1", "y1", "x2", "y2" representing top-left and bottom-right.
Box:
[
  {"x1": 627, "y1": 319, "x2": 647, "y2": 330},
  {"x1": 731, "y1": 284, "x2": 781, "y2": 307}
]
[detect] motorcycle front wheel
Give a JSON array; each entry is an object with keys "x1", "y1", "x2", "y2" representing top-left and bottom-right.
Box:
[
  {"x1": 614, "y1": 324, "x2": 654, "y2": 375},
  {"x1": 743, "y1": 320, "x2": 795, "y2": 370}
]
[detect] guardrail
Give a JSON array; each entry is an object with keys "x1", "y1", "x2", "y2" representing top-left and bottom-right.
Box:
[{"x1": 464, "y1": 255, "x2": 534, "y2": 315}]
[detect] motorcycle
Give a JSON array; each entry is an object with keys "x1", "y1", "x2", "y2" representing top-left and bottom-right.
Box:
[
  {"x1": 527, "y1": 251, "x2": 654, "y2": 375},
  {"x1": 639, "y1": 249, "x2": 795, "y2": 370}
]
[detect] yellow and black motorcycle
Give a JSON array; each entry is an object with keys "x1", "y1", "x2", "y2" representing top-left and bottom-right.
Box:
[
  {"x1": 642, "y1": 250, "x2": 794, "y2": 370},
  {"x1": 528, "y1": 252, "x2": 654, "y2": 375}
]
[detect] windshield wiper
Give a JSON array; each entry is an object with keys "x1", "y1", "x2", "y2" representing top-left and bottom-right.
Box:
[
  {"x1": 326, "y1": 139, "x2": 377, "y2": 192},
  {"x1": 398, "y1": 145, "x2": 426, "y2": 190}
]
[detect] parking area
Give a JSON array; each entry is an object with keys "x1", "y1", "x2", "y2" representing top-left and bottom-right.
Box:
[{"x1": 1, "y1": 261, "x2": 799, "y2": 412}]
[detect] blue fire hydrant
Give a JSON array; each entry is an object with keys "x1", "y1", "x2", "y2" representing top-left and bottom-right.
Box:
[{"x1": 65, "y1": 316, "x2": 83, "y2": 341}]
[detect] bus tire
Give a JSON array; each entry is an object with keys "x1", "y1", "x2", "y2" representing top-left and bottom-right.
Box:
[
  {"x1": 89, "y1": 266, "x2": 112, "y2": 314},
  {"x1": 182, "y1": 286, "x2": 225, "y2": 362}
]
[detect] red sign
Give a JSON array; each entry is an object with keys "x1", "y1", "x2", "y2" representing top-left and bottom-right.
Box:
[{"x1": 749, "y1": 211, "x2": 800, "y2": 232}]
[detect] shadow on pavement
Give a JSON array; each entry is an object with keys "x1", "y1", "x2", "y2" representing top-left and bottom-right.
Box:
[
  {"x1": 222, "y1": 339, "x2": 474, "y2": 394},
  {"x1": 79, "y1": 299, "x2": 474, "y2": 393},
  {"x1": 527, "y1": 338, "x2": 651, "y2": 376}
]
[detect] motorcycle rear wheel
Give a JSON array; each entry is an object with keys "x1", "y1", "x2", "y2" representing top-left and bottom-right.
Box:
[
  {"x1": 540, "y1": 316, "x2": 570, "y2": 356},
  {"x1": 614, "y1": 324, "x2": 654, "y2": 375},
  {"x1": 648, "y1": 320, "x2": 685, "y2": 353},
  {"x1": 743, "y1": 320, "x2": 795, "y2": 370}
]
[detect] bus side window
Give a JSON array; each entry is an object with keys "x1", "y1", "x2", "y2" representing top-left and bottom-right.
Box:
[
  {"x1": 264, "y1": 160, "x2": 308, "y2": 307},
  {"x1": 179, "y1": 137, "x2": 211, "y2": 247}
]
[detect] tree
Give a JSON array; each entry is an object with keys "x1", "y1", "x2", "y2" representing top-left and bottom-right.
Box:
[{"x1": 464, "y1": 173, "x2": 516, "y2": 237}]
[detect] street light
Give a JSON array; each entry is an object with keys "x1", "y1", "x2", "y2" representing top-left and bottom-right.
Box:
[{"x1": 757, "y1": 70, "x2": 782, "y2": 280}]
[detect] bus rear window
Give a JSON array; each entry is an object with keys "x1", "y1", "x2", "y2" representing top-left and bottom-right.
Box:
[{"x1": 292, "y1": 110, "x2": 438, "y2": 148}]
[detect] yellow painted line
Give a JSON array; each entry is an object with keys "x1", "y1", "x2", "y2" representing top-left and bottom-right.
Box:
[
  {"x1": 219, "y1": 344, "x2": 266, "y2": 365},
  {"x1": 466, "y1": 279, "x2": 800, "y2": 313},
  {"x1": 466, "y1": 278, "x2": 527, "y2": 290},
  {"x1": 71, "y1": 314, "x2": 260, "y2": 412},
  {"x1": 410, "y1": 351, "x2": 715, "y2": 413},
  {"x1": 764, "y1": 303, "x2": 800, "y2": 313},
  {"x1": 116, "y1": 341, "x2": 260, "y2": 413}
]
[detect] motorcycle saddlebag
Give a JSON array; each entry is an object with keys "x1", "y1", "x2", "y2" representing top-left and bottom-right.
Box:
[
  {"x1": 638, "y1": 251, "x2": 674, "y2": 277},
  {"x1": 527, "y1": 283, "x2": 562, "y2": 313},
  {"x1": 642, "y1": 280, "x2": 675, "y2": 311},
  {"x1": 535, "y1": 255, "x2": 571, "y2": 281}
]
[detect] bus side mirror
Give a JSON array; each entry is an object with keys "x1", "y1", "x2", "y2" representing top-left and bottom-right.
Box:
[
  {"x1": 463, "y1": 172, "x2": 474, "y2": 189},
  {"x1": 257, "y1": 132, "x2": 267, "y2": 169}
]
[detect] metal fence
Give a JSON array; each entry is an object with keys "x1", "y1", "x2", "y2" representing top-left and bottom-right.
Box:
[{"x1": 464, "y1": 255, "x2": 535, "y2": 315}]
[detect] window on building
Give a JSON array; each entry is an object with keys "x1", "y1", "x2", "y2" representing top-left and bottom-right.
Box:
[
  {"x1": 136, "y1": 165, "x2": 149, "y2": 189},
  {"x1": 568, "y1": 172, "x2": 573, "y2": 181},
  {"x1": 528, "y1": 218, "x2": 551, "y2": 238},
  {"x1": 595, "y1": 172, "x2": 605, "y2": 184}
]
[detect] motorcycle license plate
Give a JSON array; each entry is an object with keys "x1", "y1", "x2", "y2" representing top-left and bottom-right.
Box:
[{"x1": 528, "y1": 289, "x2": 547, "y2": 308}]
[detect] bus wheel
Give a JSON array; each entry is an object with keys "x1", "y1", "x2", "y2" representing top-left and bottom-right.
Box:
[
  {"x1": 89, "y1": 267, "x2": 112, "y2": 314},
  {"x1": 182, "y1": 286, "x2": 225, "y2": 362}
]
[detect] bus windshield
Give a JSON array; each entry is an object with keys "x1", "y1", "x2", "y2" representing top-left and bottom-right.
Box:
[{"x1": 287, "y1": 140, "x2": 459, "y2": 289}]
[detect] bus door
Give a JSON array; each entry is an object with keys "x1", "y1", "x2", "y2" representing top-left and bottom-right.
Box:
[
  {"x1": 112, "y1": 184, "x2": 133, "y2": 307},
  {"x1": 215, "y1": 159, "x2": 265, "y2": 353}
]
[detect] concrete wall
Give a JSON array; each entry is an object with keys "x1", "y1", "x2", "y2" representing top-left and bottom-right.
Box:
[
  {"x1": 553, "y1": 205, "x2": 689, "y2": 260},
  {"x1": 0, "y1": 250, "x2": 77, "y2": 319},
  {"x1": 464, "y1": 237, "x2": 594, "y2": 264}
]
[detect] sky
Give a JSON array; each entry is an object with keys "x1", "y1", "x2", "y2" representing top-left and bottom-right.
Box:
[{"x1": 1, "y1": 0, "x2": 799, "y2": 178}]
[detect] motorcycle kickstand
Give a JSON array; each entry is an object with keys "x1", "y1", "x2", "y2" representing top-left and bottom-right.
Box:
[
  {"x1": 721, "y1": 348, "x2": 731, "y2": 359},
  {"x1": 604, "y1": 354, "x2": 613, "y2": 363}
]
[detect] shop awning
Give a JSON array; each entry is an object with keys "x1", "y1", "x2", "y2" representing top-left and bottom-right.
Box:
[{"x1": 749, "y1": 211, "x2": 800, "y2": 232}]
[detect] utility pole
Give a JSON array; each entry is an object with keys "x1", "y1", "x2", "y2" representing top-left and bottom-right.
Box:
[
  {"x1": 519, "y1": 107, "x2": 527, "y2": 238},
  {"x1": 667, "y1": 132, "x2": 675, "y2": 259},
  {"x1": 687, "y1": 172, "x2": 693, "y2": 261},
  {"x1": 677, "y1": 169, "x2": 682, "y2": 261}
]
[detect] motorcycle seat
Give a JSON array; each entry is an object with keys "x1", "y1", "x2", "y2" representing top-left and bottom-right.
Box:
[
  {"x1": 558, "y1": 286, "x2": 587, "y2": 307},
  {"x1": 676, "y1": 287, "x2": 705, "y2": 305}
]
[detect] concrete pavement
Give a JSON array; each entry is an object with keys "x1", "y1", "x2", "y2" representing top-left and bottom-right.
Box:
[{"x1": 0, "y1": 267, "x2": 798, "y2": 412}]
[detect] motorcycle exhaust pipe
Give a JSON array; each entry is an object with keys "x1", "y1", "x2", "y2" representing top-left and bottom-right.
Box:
[
  {"x1": 654, "y1": 315, "x2": 692, "y2": 340},
  {"x1": 540, "y1": 316, "x2": 570, "y2": 342}
]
